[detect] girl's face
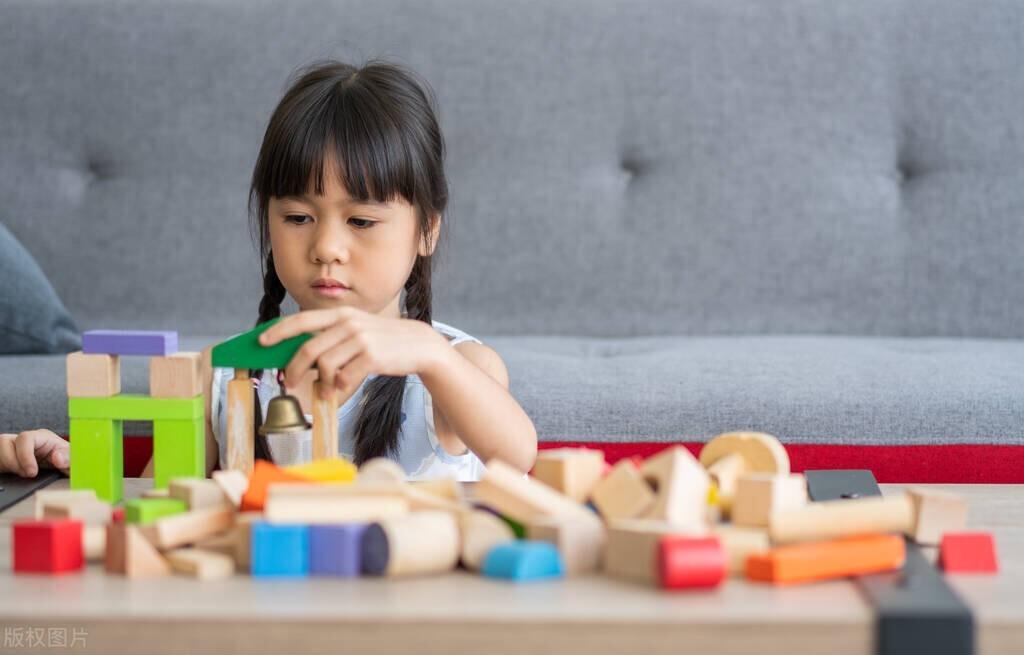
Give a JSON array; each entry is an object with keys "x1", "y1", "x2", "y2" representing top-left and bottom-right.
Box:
[{"x1": 268, "y1": 154, "x2": 438, "y2": 318}]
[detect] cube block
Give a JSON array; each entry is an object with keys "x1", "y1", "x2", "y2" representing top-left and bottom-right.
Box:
[
  {"x1": 939, "y1": 532, "x2": 998, "y2": 574},
  {"x1": 251, "y1": 522, "x2": 310, "y2": 577},
  {"x1": 150, "y1": 352, "x2": 202, "y2": 398},
  {"x1": 310, "y1": 523, "x2": 368, "y2": 576},
  {"x1": 13, "y1": 519, "x2": 84, "y2": 574},
  {"x1": 66, "y1": 351, "x2": 121, "y2": 397}
]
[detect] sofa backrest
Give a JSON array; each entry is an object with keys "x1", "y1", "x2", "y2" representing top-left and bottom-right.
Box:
[{"x1": 2, "y1": 0, "x2": 1022, "y2": 338}]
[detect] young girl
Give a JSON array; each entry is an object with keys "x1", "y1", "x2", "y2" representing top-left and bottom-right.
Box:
[{"x1": 1, "y1": 59, "x2": 537, "y2": 481}]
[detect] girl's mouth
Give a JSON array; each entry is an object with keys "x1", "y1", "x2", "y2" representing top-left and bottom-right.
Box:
[{"x1": 312, "y1": 285, "x2": 350, "y2": 298}]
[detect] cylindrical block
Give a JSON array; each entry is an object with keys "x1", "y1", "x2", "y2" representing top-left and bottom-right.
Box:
[
  {"x1": 770, "y1": 494, "x2": 914, "y2": 544},
  {"x1": 658, "y1": 535, "x2": 727, "y2": 589},
  {"x1": 361, "y1": 511, "x2": 460, "y2": 577}
]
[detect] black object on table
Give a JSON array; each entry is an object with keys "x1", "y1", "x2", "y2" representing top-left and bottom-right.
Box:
[{"x1": 0, "y1": 469, "x2": 64, "y2": 513}]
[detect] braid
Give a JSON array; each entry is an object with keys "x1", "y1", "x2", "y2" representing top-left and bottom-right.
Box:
[
  {"x1": 252, "y1": 252, "x2": 287, "y2": 462},
  {"x1": 350, "y1": 254, "x2": 433, "y2": 465}
]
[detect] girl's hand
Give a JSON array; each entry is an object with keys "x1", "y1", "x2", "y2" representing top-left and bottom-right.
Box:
[
  {"x1": 259, "y1": 306, "x2": 449, "y2": 398},
  {"x1": 0, "y1": 429, "x2": 71, "y2": 477}
]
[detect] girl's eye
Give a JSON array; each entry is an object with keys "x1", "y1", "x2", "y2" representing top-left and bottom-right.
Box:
[
  {"x1": 349, "y1": 218, "x2": 375, "y2": 229},
  {"x1": 283, "y1": 215, "x2": 375, "y2": 229},
  {"x1": 284, "y1": 214, "x2": 311, "y2": 225}
]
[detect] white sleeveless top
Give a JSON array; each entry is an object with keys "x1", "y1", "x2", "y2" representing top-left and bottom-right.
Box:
[{"x1": 210, "y1": 320, "x2": 488, "y2": 481}]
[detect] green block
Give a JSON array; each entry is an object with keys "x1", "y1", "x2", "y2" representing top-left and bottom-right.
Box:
[
  {"x1": 124, "y1": 498, "x2": 187, "y2": 524},
  {"x1": 153, "y1": 417, "x2": 205, "y2": 489},
  {"x1": 500, "y1": 514, "x2": 526, "y2": 539},
  {"x1": 70, "y1": 418, "x2": 124, "y2": 503},
  {"x1": 68, "y1": 394, "x2": 203, "y2": 421},
  {"x1": 211, "y1": 317, "x2": 313, "y2": 369}
]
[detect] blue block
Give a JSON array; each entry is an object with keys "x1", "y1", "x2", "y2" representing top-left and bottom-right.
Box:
[
  {"x1": 310, "y1": 523, "x2": 367, "y2": 577},
  {"x1": 481, "y1": 540, "x2": 564, "y2": 582},
  {"x1": 251, "y1": 522, "x2": 309, "y2": 578},
  {"x1": 82, "y1": 329, "x2": 178, "y2": 356}
]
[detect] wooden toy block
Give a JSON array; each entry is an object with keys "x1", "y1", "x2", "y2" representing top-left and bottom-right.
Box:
[
  {"x1": 659, "y1": 536, "x2": 727, "y2": 590},
  {"x1": 104, "y1": 523, "x2": 171, "y2": 578},
  {"x1": 481, "y1": 541, "x2": 565, "y2": 582},
  {"x1": 211, "y1": 318, "x2": 312, "y2": 369},
  {"x1": 226, "y1": 369, "x2": 255, "y2": 475},
  {"x1": 531, "y1": 447, "x2": 606, "y2": 503},
  {"x1": 42, "y1": 497, "x2": 113, "y2": 524},
  {"x1": 239, "y1": 459, "x2": 307, "y2": 511},
  {"x1": 264, "y1": 482, "x2": 409, "y2": 524},
  {"x1": 698, "y1": 431, "x2": 790, "y2": 515},
  {"x1": 169, "y1": 477, "x2": 231, "y2": 510},
  {"x1": 458, "y1": 509, "x2": 516, "y2": 570},
  {"x1": 311, "y1": 380, "x2": 340, "y2": 460},
  {"x1": 141, "y1": 487, "x2": 171, "y2": 499},
  {"x1": 310, "y1": 523, "x2": 369, "y2": 577},
  {"x1": 358, "y1": 457, "x2": 407, "y2": 483},
  {"x1": 83, "y1": 524, "x2": 106, "y2": 562},
  {"x1": 939, "y1": 532, "x2": 998, "y2": 573},
  {"x1": 68, "y1": 394, "x2": 203, "y2": 421},
  {"x1": 770, "y1": 493, "x2": 915, "y2": 544},
  {"x1": 710, "y1": 525, "x2": 771, "y2": 575},
  {"x1": 639, "y1": 446, "x2": 711, "y2": 527},
  {"x1": 603, "y1": 519, "x2": 708, "y2": 585},
  {"x1": 137, "y1": 506, "x2": 235, "y2": 551},
  {"x1": 166, "y1": 547, "x2": 235, "y2": 580},
  {"x1": 731, "y1": 473, "x2": 808, "y2": 528},
  {"x1": 250, "y1": 522, "x2": 310, "y2": 577},
  {"x1": 149, "y1": 351, "x2": 202, "y2": 398},
  {"x1": 232, "y1": 512, "x2": 262, "y2": 572},
  {"x1": 66, "y1": 351, "x2": 121, "y2": 397},
  {"x1": 746, "y1": 533, "x2": 906, "y2": 585},
  {"x1": 361, "y1": 511, "x2": 460, "y2": 577},
  {"x1": 83, "y1": 329, "x2": 178, "y2": 356},
  {"x1": 212, "y1": 469, "x2": 249, "y2": 508},
  {"x1": 590, "y1": 459, "x2": 655, "y2": 521},
  {"x1": 476, "y1": 458, "x2": 603, "y2": 527},
  {"x1": 906, "y1": 486, "x2": 969, "y2": 546},
  {"x1": 125, "y1": 498, "x2": 188, "y2": 524},
  {"x1": 153, "y1": 417, "x2": 205, "y2": 488},
  {"x1": 410, "y1": 477, "x2": 464, "y2": 504},
  {"x1": 69, "y1": 417, "x2": 123, "y2": 503},
  {"x1": 284, "y1": 457, "x2": 358, "y2": 483},
  {"x1": 13, "y1": 519, "x2": 84, "y2": 574},
  {"x1": 526, "y1": 514, "x2": 605, "y2": 575},
  {"x1": 403, "y1": 485, "x2": 469, "y2": 515},
  {"x1": 192, "y1": 531, "x2": 240, "y2": 559},
  {"x1": 34, "y1": 489, "x2": 96, "y2": 519}
]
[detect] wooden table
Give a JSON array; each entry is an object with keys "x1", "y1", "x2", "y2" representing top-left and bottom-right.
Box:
[{"x1": 0, "y1": 479, "x2": 1020, "y2": 654}]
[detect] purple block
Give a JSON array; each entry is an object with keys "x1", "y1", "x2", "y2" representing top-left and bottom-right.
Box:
[
  {"x1": 82, "y1": 330, "x2": 178, "y2": 356},
  {"x1": 310, "y1": 523, "x2": 368, "y2": 577}
]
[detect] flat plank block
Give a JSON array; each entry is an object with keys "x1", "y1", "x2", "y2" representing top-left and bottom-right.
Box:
[
  {"x1": 42, "y1": 498, "x2": 113, "y2": 524},
  {"x1": 153, "y1": 418, "x2": 205, "y2": 488},
  {"x1": 284, "y1": 457, "x2": 358, "y2": 483},
  {"x1": 150, "y1": 352, "x2": 202, "y2": 398},
  {"x1": 69, "y1": 418, "x2": 123, "y2": 503},
  {"x1": 310, "y1": 523, "x2": 368, "y2": 577},
  {"x1": 746, "y1": 533, "x2": 906, "y2": 585},
  {"x1": 166, "y1": 548, "x2": 235, "y2": 580},
  {"x1": 481, "y1": 541, "x2": 564, "y2": 582},
  {"x1": 138, "y1": 506, "x2": 235, "y2": 551},
  {"x1": 939, "y1": 532, "x2": 998, "y2": 573},
  {"x1": 83, "y1": 329, "x2": 178, "y2": 356},
  {"x1": 34, "y1": 489, "x2": 97, "y2": 520},
  {"x1": 251, "y1": 522, "x2": 310, "y2": 577},
  {"x1": 66, "y1": 351, "x2": 121, "y2": 397},
  {"x1": 68, "y1": 394, "x2": 203, "y2": 421},
  {"x1": 211, "y1": 318, "x2": 312, "y2": 369},
  {"x1": 169, "y1": 477, "x2": 231, "y2": 511},
  {"x1": 13, "y1": 519, "x2": 84, "y2": 574},
  {"x1": 124, "y1": 498, "x2": 188, "y2": 524},
  {"x1": 476, "y1": 458, "x2": 600, "y2": 526}
]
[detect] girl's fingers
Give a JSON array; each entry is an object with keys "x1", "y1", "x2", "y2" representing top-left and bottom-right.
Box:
[
  {"x1": 0, "y1": 436, "x2": 24, "y2": 475},
  {"x1": 285, "y1": 322, "x2": 359, "y2": 388},
  {"x1": 14, "y1": 431, "x2": 40, "y2": 477},
  {"x1": 330, "y1": 351, "x2": 373, "y2": 399},
  {"x1": 29, "y1": 430, "x2": 70, "y2": 472},
  {"x1": 316, "y1": 338, "x2": 365, "y2": 394},
  {"x1": 261, "y1": 306, "x2": 355, "y2": 346}
]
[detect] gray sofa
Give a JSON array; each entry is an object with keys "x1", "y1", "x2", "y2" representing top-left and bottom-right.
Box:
[{"x1": 2, "y1": 0, "x2": 1023, "y2": 480}]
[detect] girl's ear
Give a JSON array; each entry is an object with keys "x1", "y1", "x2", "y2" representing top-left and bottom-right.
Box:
[{"x1": 418, "y1": 213, "x2": 442, "y2": 257}]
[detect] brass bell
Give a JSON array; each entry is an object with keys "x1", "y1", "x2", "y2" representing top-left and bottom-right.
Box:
[{"x1": 259, "y1": 391, "x2": 312, "y2": 436}]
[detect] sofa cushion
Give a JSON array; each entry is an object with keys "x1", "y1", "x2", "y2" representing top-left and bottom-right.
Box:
[{"x1": 0, "y1": 222, "x2": 81, "y2": 355}]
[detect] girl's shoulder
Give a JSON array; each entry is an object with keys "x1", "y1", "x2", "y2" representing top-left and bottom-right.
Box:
[{"x1": 430, "y1": 319, "x2": 482, "y2": 347}]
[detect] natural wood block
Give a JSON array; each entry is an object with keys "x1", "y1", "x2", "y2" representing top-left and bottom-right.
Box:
[
  {"x1": 603, "y1": 519, "x2": 707, "y2": 585},
  {"x1": 105, "y1": 523, "x2": 171, "y2": 578},
  {"x1": 710, "y1": 525, "x2": 771, "y2": 575},
  {"x1": 311, "y1": 381, "x2": 339, "y2": 460},
  {"x1": 639, "y1": 446, "x2": 711, "y2": 527},
  {"x1": 149, "y1": 352, "x2": 202, "y2": 398},
  {"x1": 34, "y1": 489, "x2": 97, "y2": 520},
  {"x1": 458, "y1": 509, "x2": 515, "y2": 570},
  {"x1": 169, "y1": 477, "x2": 231, "y2": 511},
  {"x1": 731, "y1": 473, "x2": 808, "y2": 529},
  {"x1": 66, "y1": 351, "x2": 121, "y2": 397},
  {"x1": 526, "y1": 514, "x2": 606, "y2": 575},
  {"x1": 698, "y1": 431, "x2": 790, "y2": 514},
  {"x1": 590, "y1": 459, "x2": 655, "y2": 521},
  {"x1": 361, "y1": 511, "x2": 460, "y2": 577},
  {"x1": 226, "y1": 369, "x2": 255, "y2": 475},
  {"x1": 83, "y1": 524, "x2": 106, "y2": 561},
  {"x1": 42, "y1": 498, "x2": 113, "y2": 525},
  {"x1": 167, "y1": 547, "x2": 235, "y2": 580},
  {"x1": 476, "y1": 459, "x2": 601, "y2": 527},
  {"x1": 138, "y1": 506, "x2": 235, "y2": 551},
  {"x1": 906, "y1": 486, "x2": 969, "y2": 545},
  {"x1": 358, "y1": 457, "x2": 406, "y2": 483},
  {"x1": 264, "y1": 482, "x2": 410, "y2": 524},
  {"x1": 531, "y1": 448, "x2": 606, "y2": 503},
  {"x1": 212, "y1": 469, "x2": 249, "y2": 508},
  {"x1": 770, "y1": 493, "x2": 915, "y2": 544}
]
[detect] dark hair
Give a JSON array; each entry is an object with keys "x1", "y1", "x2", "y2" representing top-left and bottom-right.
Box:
[{"x1": 246, "y1": 58, "x2": 448, "y2": 466}]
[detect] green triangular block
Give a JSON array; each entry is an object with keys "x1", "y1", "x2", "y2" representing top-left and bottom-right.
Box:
[{"x1": 211, "y1": 317, "x2": 314, "y2": 369}]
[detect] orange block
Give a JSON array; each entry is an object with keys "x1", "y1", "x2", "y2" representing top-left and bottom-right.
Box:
[
  {"x1": 746, "y1": 533, "x2": 905, "y2": 585},
  {"x1": 239, "y1": 460, "x2": 308, "y2": 512}
]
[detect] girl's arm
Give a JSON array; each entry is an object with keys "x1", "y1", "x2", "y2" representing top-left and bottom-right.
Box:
[{"x1": 419, "y1": 341, "x2": 537, "y2": 473}]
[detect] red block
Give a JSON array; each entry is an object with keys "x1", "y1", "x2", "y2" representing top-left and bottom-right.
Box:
[
  {"x1": 112, "y1": 507, "x2": 126, "y2": 523},
  {"x1": 658, "y1": 535, "x2": 727, "y2": 590},
  {"x1": 939, "y1": 532, "x2": 998, "y2": 574},
  {"x1": 13, "y1": 519, "x2": 84, "y2": 575}
]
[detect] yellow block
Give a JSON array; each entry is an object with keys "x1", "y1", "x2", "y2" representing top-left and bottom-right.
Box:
[{"x1": 284, "y1": 457, "x2": 358, "y2": 483}]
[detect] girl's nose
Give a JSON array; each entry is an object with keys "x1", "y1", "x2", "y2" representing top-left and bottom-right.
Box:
[{"x1": 311, "y1": 222, "x2": 350, "y2": 264}]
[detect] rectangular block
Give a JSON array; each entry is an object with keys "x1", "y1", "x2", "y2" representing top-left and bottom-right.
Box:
[
  {"x1": 166, "y1": 548, "x2": 235, "y2": 580},
  {"x1": 153, "y1": 418, "x2": 205, "y2": 488},
  {"x1": 138, "y1": 506, "x2": 236, "y2": 551},
  {"x1": 42, "y1": 498, "x2": 113, "y2": 525},
  {"x1": 69, "y1": 418, "x2": 123, "y2": 503},
  {"x1": 150, "y1": 352, "x2": 202, "y2": 398},
  {"x1": 310, "y1": 523, "x2": 368, "y2": 577},
  {"x1": 251, "y1": 522, "x2": 310, "y2": 577},
  {"x1": 603, "y1": 519, "x2": 707, "y2": 585},
  {"x1": 169, "y1": 477, "x2": 230, "y2": 511},
  {"x1": 226, "y1": 371, "x2": 255, "y2": 475},
  {"x1": 68, "y1": 394, "x2": 203, "y2": 421},
  {"x1": 125, "y1": 498, "x2": 188, "y2": 524},
  {"x1": 732, "y1": 473, "x2": 808, "y2": 528},
  {"x1": 526, "y1": 514, "x2": 605, "y2": 575},
  {"x1": 746, "y1": 534, "x2": 906, "y2": 585},
  {"x1": 83, "y1": 329, "x2": 178, "y2": 356},
  {"x1": 34, "y1": 489, "x2": 97, "y2": 520},
  {"x1": 66, "y1": 351, "x2": 121, "y2": 397}
]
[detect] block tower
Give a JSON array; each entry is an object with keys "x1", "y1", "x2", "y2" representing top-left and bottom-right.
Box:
[
  {"x1": 211, "y1": 317, "x2": 340, "y2": 476},
  {"x1": 67, "y1": 330, "x2": 205, "y2": 502}
]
